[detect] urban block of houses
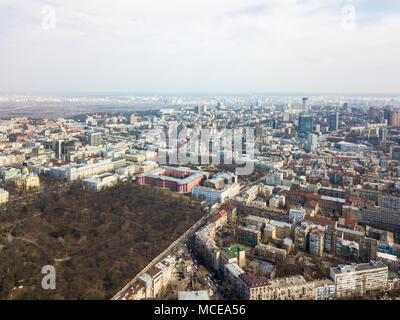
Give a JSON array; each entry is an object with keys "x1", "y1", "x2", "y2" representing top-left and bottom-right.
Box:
[{"x1": 137, "y1": 166, "x2": 209, "y2": 193}]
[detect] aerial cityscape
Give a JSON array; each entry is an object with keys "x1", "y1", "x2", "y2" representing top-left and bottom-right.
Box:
[{"x1": 1, "y1": 0, "x2": 400, "y2": 310}]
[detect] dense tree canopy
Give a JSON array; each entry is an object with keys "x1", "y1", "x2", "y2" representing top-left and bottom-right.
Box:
[{"x1": 0, "y1": 182, "x2": 204, "y2": 300}]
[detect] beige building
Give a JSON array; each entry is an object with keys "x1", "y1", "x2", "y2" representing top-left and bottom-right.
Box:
[
  {"x1": 0, "y1": 188, "x2": 9, "y2": 204},
  {"x1": 263, "y1": 224, "x2": 276, "y2": 243},
  {"x1": 237, "y1": 273, "x2": 334, "y2": 300},
  {"x1": 268, "y1": 220, "x2": 292, "y2": 240},
  {"x1": 120, "y1": 282, "x2": 146, "y2": 300},
  {"x1": 132, "y1": 256, "x2": 176, "y2": 300},
  {"x1": 245, "y1": 215, "x2": 269, "y2": 229},
  {"x1": 82, "y1": 173, "x2": 118, "y2": 191},
  {"x1": 235, "y1": 225, "x2": 261, "y2": 247},
  {"x1": 255, "y1": 244, "x2": 287, "y2": 263}
]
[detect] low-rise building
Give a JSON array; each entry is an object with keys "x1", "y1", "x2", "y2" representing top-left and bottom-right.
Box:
[
  {"x1": 83, "y1": 172, "x2": 118, "y2": 191},
  {"x1": 137, "y1": 166, "x2": 209, "y2": 193},
  {"x1": 192, "y1": 183, "x2": 240, "y2": 203},
  {"x1": 115, "y1": 164, "x2": 139, "y2": 177},
  {"x1": 0, "y1": 167, "x2": 21, "y2": 182}
]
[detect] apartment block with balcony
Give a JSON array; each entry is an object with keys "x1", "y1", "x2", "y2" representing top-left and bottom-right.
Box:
[{"x1": 330, "y1": 261, "x2": 388, "y2": 298}]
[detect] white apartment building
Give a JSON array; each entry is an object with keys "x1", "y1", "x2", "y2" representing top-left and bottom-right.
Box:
[
  {"x1": 330, "y1": 261, "x2": 388, "y2": 298},
  {"x1": 289, "y1": 205, "x2": 306, "y2": 223},
  {"x1": 50, "y1": 159, "x2": 114, "y2": 181},
  {"x1": 192, "y1": 183, "x2": 240, "y2": 204},
  {"x1": 243, "y1": 185, "x2": 260, "y2": 203},
  {"x1": 115, "y1": 164, "x2": 139, "y2": 177},
  {"x1": 269, "y1": 196, "x2": 280, "y2": 208},
  {"x1": 265, "y1": 172, "x2": 283, "y2": 186},
  {"x1": 269, "y1": 195, "x2": 285, "y2": 209},
  {"x1": 314, "y1": 281, "x2": 336, "y2": 300},
  {"x1": 83, "y1": 173, "x2": 118, "y2": 191}
]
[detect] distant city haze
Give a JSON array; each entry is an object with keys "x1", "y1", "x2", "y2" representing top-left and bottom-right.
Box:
[{"x1": 0, "y1": 0, "x2": 400, "y2": 94}]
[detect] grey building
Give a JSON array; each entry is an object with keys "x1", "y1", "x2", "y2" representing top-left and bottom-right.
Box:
[
  {"x1": 328, "y1": 112, "x2": 339, "y2": 132},
  {"x1": 298, "y1": 114, "x2": 313, "y2": 135},
  {"x1": 88, "y1": 132, "x2": 102, "y2": 146}
]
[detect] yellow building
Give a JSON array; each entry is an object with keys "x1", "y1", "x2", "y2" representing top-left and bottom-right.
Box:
[{"x1": 15, "y1": 167, "x2": 40, "y2": 190}]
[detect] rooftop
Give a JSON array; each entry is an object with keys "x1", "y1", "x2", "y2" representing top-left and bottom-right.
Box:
[
  {"x1": 178, "y1": 290, "x2": 210, "y2": 300},
  {"x1": 239, "y1": 272, "x2": 269, "y2": 288},
  {"x1": 331, "y1": 261, "x2": 387, "y2": 276},
  {"x1": 224, "y1": 263, "x2": 245, "y2": 278},
  {"x1": 140, "y1": 166, "x2": 208, "y2": 184},
  {"x1": 146, "y1": 266, "x2": 162, "y2": 278}
]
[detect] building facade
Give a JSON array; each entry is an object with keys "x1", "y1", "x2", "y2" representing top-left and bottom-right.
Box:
[{"x1": 330, "y1": 261, "x2": 388, "y2": 298}]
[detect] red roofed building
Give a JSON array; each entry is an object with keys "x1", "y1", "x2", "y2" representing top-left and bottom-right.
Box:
[
  {"x1": 121, "y1": 281, "x2": 146, "y2": 300},
  {"x1": 336, "y1": 156, "x2": 352, "y2": 161},
  {"x1": 146, "y1": 266, "x2": 163, "y2": 298},
  {"x1": 237, "y1": 272, "x2": 269, "y2": 299},
  {"x1": 304, "y1": 215, "x2": 336, "y2": 227},
  {"x1": 207, "y1": 209, "x2": 228, "y2": 229},
  {"x1": 337, "y1": 217, "x2": 357, "y2": 230},
  {"x1": 221, "y1": 203, "x2": 237, "y2": 224},
  {"x1": 346, "y1": 196, "x2": 375, "y2": 208},
  {"x1": 283, "y1": 190, "x2": 321, "y2": 206}
]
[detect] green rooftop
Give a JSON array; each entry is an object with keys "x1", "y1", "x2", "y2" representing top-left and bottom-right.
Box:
[
  {"x1": 215, "y1": 245, "x2": 245, "y2": 260},
  {"x1": 229, "y1": 245, "x2": 246, "y2": 252},
  {"x1": 221, "y1": 248, "x2": 237, "y2": 260}
]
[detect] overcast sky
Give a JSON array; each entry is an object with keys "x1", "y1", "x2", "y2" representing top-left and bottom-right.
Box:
[{"x1": 0, "y1": 0, "x2": 400, "y2": 95}]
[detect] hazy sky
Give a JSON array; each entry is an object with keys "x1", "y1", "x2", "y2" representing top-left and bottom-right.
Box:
[{"x1": 1, "y1": 0, "x2": 400, "y2": 94}]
